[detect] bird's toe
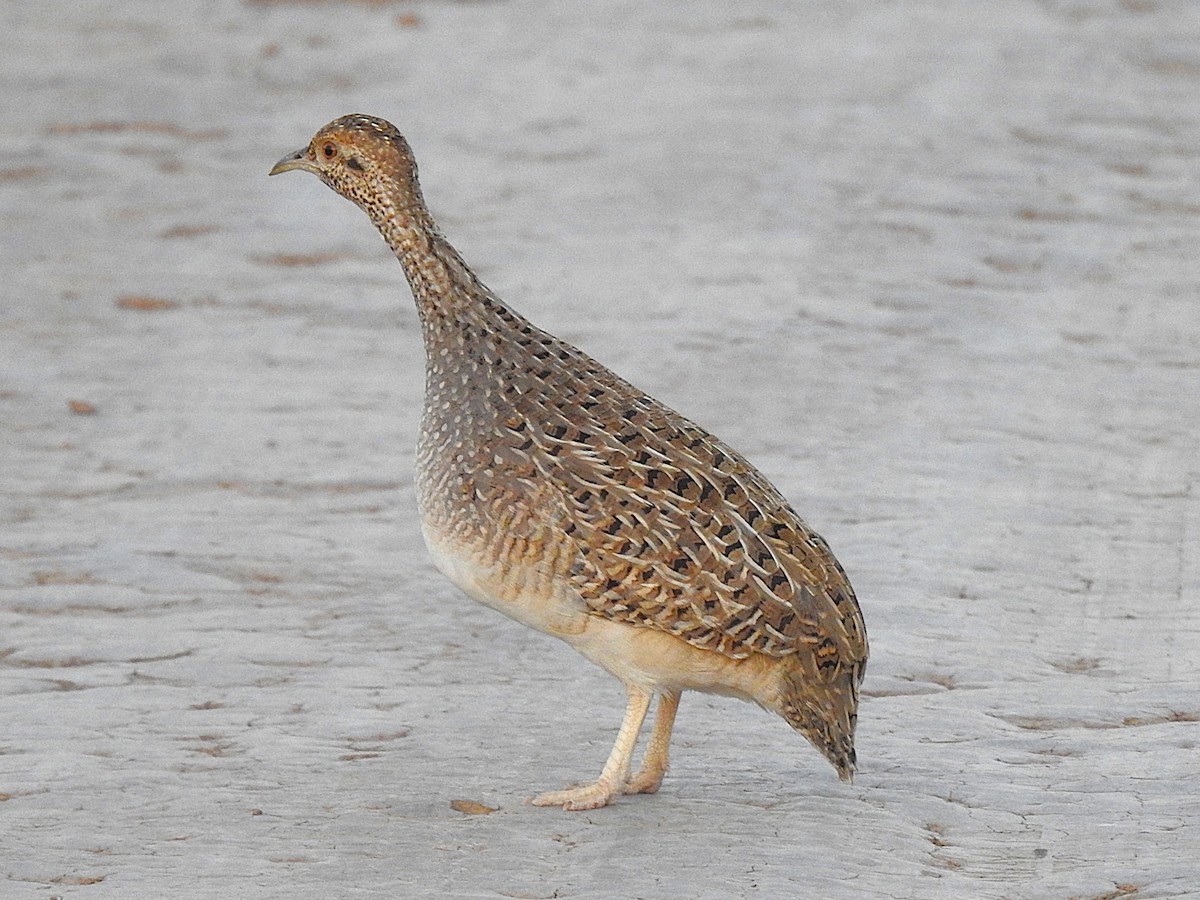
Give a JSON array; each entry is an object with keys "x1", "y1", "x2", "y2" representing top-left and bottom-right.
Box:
[
  {"x1": 622, "y1": 769, "x2": 665, "y2": 795},
  {"x1": 530, "y1": 780, "x2": 619, "y2": 811}
]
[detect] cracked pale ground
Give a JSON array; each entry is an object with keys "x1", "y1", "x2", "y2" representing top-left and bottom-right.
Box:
[{"x1": 2, "y1": 2, "x2": 1197, "y2": 898}]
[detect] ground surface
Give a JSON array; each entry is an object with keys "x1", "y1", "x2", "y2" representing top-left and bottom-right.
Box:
[{"x1": 2, "y1": 1, "x2": 1198, "y2": 898}]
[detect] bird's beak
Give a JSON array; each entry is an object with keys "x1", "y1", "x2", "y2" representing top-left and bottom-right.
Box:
[{"x1": 269, "y1": 148, "x2": 318, "y2": 176}]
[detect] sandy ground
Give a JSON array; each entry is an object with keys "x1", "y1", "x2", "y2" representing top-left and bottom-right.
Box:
[{"x1": 2, "y1": 1, "x2": 1199, "y2": 897}]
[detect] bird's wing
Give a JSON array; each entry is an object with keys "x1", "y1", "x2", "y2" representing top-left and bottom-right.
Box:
[{"x1": 506, "y1": 377, "x2": 868, "y2": 680}]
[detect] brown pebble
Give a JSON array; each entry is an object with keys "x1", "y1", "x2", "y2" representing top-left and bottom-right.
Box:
[
  {"x1": 450, "y1": 799, "x2": 498, "y2": 815},
  {"x1": 116, "y1": 295, "x2": 179, "y2": 311}
]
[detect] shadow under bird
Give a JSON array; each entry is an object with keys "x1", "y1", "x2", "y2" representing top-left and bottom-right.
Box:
[{"x1": 270, "y1": 115, "x2": 868, "y2": 811}]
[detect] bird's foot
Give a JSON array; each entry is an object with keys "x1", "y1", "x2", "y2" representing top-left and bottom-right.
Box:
[
  {"x1": 530, "y1": 779, "x2": 620, "y2": 811},
  {"x1": 622, "y1": 767, "x2": 665, "y2": 795}
]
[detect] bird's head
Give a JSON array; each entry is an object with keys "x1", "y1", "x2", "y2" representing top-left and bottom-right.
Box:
[{"x1": 269, "y1": 114, "x2": 422, "y2": 216}]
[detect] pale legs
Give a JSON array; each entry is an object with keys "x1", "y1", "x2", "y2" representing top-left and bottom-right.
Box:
[
  {"x1": 625, "y1": 690, "x2": 680, "y2": 795},
  {"x1": 531, "y1": 687, "x2": 681, "y2": 811}
]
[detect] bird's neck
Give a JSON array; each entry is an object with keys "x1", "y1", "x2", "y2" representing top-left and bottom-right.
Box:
[{"x1": 371, "y1": 201, "x2": 515, "y2": 343}]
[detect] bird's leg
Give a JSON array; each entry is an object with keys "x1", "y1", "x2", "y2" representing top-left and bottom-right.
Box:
[
  {"x1": 531, "y1": 683, "x2": 652, "y2": 811},
  {"x1": 624, "y1": 690, "x2": 680, "y2": 795}
]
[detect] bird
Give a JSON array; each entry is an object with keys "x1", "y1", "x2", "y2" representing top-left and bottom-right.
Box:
[{"x1": 270, "y1": 114, "x2": 868, "y2": 811}]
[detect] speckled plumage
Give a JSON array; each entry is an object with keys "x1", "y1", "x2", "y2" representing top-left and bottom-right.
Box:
[{"x1": 271, "y1": 114, "x2": 868, "y2": 810}]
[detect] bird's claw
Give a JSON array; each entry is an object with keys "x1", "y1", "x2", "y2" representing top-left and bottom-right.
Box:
[
  {"x1": 530, "y1": 780, "x2": 620, "y2": 811},
  {"x1": 622, "y1": 769, "x2": 665, "y2": 795}
]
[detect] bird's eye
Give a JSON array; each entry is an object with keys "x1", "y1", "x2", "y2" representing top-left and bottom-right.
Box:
[{"x1": 323, "y1": 143, "x2": 336, "y2": 158}]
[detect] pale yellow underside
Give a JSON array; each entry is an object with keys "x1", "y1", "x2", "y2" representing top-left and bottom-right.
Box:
[{"x1": 422, "y1": 523, "x2": 787, "y2": 708}]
